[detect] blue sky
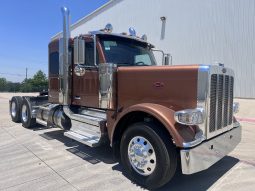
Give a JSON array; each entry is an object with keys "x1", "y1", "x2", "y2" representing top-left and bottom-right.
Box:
[{"x1": 0, "y1": 0, "x2": 108, "y2": 82}]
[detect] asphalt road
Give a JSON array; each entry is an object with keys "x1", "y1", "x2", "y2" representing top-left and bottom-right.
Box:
[{"x1": 0, "y1": 93, "x2": 254, "y2": 191}]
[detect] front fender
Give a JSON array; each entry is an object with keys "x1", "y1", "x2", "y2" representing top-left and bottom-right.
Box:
[{"x1": 111, "y1": 103, "x2": 196, "y2": 147}]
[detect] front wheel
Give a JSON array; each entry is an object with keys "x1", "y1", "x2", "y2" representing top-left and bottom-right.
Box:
[{"x1": 120, "y1": 122, "x2": 177, "y2": 189}]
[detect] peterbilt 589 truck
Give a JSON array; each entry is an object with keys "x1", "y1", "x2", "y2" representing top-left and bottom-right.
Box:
[{"x1": 9, "y1": 7, "x2": 241, "y2": 189}]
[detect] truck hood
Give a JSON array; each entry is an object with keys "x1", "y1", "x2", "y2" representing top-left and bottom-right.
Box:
[{"x1": 117, "y1": 65, "x2": 199, "y2": 111}]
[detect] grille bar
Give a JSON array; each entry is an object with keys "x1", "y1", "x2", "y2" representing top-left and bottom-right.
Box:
[
  {"x1": 228, "y1": 77, "x2": 234, "y2": 125},
  {"x1": 216, "y1": 75, "x2": 223, "y2": 130},
  {"x1": 209, "y1": 74, "x2": 217, "y2": 132},
  {"x1": 223, "y1": 76, "x2": 229, "y2": 127},
  {"x1": 209, "y1": 74, "x2": 234, "y2": 133}
]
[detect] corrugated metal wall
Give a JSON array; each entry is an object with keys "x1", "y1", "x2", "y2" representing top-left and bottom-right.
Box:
[{"x1": 68, "y1": 0, "x2": 255, "y2": 98}]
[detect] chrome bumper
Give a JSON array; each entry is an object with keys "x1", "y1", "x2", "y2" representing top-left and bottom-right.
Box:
[{"x1": 180, "y1": 123, "x2": 241, "y2": 174}]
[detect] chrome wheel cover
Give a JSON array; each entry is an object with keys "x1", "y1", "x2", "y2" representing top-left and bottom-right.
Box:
[
  {"x1": 11, "y1": 102, "x2": 17, "y2": 117},
  {"x1": 128, "y1": 136, "x2": 156, "y2": 176},
  {"x1": 21, "y1": 104, "x2": 28, "y2": 123}
]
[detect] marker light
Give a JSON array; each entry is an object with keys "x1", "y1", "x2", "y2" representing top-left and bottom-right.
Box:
[
  {"x1": 233, "y1": 102, "x2": 239, "y2": 113},
  {"x1": 105, "y1": 23, "x2": 113, "y2": 33},
  {"x1": 129, "y1": 27, "x2": 136, "y2": 36}
]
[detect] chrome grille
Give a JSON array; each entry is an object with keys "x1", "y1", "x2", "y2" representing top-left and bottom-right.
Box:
[{"x1": 209, "y1": 74, "x2": 234, "y2": 133}]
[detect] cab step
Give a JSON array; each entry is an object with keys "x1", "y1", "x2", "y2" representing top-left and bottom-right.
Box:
[
  {"x1": 64, "y1": 108, "x2": 107, "y2": 147},
  {"x1": 64, "y1": 130, "x2": 100, "y2": 147},
  {"x1": 71, "y1": 113, "x2": 105, "y2": 127},
  {"x1": 79, "y1": 108, "x2": 106, "y2": 120}
]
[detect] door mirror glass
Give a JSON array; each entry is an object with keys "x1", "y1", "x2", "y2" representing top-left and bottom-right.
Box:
[{"x1": 74, "y1": 37, "x2": 85, "y2": 65}]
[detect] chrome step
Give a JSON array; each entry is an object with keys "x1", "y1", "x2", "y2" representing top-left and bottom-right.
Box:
[
  {"x1": 64, "y1": 130, "x2": 101, "y2": 147},
  {"x1": 64, "y1": 108, "x2": 107, "y2": 147},
  {"x1": 79, "y1": 108, "x2": 106, "y2": 120},
  {"x1": 71, "y1": 113, "x2": 105, "y2": 127},
  {"x1": 71, "y1": 120, "x2": 101, "y2": 137}
]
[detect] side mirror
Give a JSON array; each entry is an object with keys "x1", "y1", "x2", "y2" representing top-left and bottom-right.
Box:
[
  {"x1": 74, "y1": 37, "x2": 85, "y2": 64},
  {"x1": 74, "y1": 37, "x2": 86, "y2": 76}
]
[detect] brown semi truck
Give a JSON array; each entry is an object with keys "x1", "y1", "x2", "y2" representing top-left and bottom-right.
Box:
[{"x1": 9, "y1": 7, "x2": 241, "y2": 189}]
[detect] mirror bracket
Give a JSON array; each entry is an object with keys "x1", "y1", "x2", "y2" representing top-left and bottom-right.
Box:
[{"x1": 152, "y1": 49, "x2": 172, "y2": 65}]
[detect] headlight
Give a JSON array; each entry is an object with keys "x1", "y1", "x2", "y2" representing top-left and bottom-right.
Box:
[
  {"x1": 174, "y1": 108, "x2": 204, "y2": 125},
  {"x1": 233, "y1": 102, "x2": 239, "y2": 113}
]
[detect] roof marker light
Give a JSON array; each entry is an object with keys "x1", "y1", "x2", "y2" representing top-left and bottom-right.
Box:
[
  {"x1": 105, "y1": 23, "x2": 113, "y2": 33},
  {"x1": 141, "y1": 34, "x2": 147, "y2": 41},
  {"x1": 129, "y1": 27, "x2": 136, "y2": 36}
]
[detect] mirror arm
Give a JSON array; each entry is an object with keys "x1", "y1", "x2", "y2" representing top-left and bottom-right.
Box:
[
  {"x1": 152, "y1": 49, "x2": 172, "y2": 65},
  {"x1": 152, "y1": 48, "x2": 165, "y2": 65}
]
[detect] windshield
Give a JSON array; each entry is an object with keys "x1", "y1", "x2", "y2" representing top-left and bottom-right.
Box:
[{"x1": 99, "y1": 35, "x2": 156, "y2": 66}]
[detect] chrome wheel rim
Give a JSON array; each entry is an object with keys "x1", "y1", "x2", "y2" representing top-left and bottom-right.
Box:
[
  {"x1": 11, "y1": 102, "x2": 17, "y2": 117},
  {"x1": 21, "y1": 104, "x2": 28, "y2": 123},
  {"x1": 128, "y1": 136, "x2": 156, "y2": 176}
]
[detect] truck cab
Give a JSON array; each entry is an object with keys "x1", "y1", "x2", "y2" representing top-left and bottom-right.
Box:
[
  {"x1": 48, "y1": 32, "x2": 159, "y2": 108},
  {"x1": 9, "y1": 7, "x2": 241, "y2": 189}
]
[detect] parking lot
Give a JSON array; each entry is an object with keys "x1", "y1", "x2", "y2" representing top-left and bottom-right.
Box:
[{"x1": 0, "y1": 93, "x2": 255, "y2": 191}]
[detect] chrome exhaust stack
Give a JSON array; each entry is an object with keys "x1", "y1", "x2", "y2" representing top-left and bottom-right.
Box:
[
  {"x1": 59, "y1": 7, "x2": 78, "y2": 125},
  {"x1": 59, "y1": 7, "x2": 70, "y2": 105},
  {"x1": 59, "y1": 7, "x2": 102, "y2": 126},
  {"x1": 56, "y1": 7, "x2": 108, "y2": 147}
]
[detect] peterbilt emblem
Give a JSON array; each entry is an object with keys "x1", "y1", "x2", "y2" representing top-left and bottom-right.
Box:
[
  {"x1": 153, "y1": 82, "x2": 164, "y2": 88},
  {"x1": 222, "y1": 68, "x2": 227, "y2": 73}
]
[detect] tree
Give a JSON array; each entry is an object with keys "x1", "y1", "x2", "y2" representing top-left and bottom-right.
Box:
[
  {"x1": 31, "y1": 70, "x2": 48, "y2": 92},
  {"x1": 20, "y1": 70, "x2": 48, "y2": 92},
  {"x1": 6, "y1": 82, "x2": 21, "y2": 92},
  {"x1": 0, "y1": 78, "x2": 7, "y2": 92},
  {"x1": 1, "y1": 70, "x2": 48, "y2": 92},
  {"x1": 20, "y1": 79, "x2": 33, "y2": 92}
]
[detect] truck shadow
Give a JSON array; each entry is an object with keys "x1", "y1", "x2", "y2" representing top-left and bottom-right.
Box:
[
  {"x1": 113, "y1": 156, "x2": 239, "y2": 191},
  {"x1": 39, "y1": 129, "x2": 239, "y2": 191},
  {"x1": 157, "y1": 156, "x2": 239, "y2": 191},
  {"x1": 39, "y1": 129, "x2": 116, "y2": 165}
]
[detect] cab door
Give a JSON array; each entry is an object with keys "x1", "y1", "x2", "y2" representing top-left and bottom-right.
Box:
[{"x1": 72, "y1": 38, "x2": 101, "y2": 108}]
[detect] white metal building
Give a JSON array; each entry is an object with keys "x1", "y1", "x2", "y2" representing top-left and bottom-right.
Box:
[{"x1": 53, "y1": 0, "x2": 255, "y2": 98}]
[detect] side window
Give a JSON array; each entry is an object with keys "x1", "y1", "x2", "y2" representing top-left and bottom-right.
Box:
[
  {"x1": 49, "y1": 52, "x2": 59, "y2": 75},
  {"x1": 85, "y1": 42, "x2": 99, "y2": 66}
]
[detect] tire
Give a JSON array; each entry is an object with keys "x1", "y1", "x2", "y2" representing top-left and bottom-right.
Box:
[
  {"x1": 10, "y1": 96, "x2": 23, "y2": 123},
  {"x1": 20, "y1": 99, "x2": 36, "y2": 128},
  {"x1": 120, "y1": 122, "x2": 177, "y2": 190}
]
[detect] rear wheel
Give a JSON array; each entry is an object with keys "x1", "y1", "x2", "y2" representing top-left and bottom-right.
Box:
[
  {"x1": 120, "y1": 122, "x2": 177, "y2": 189},
  {"x1": 21, "y1": 99, "x2": 36, "y2": 128},
  {"x1": 10, "y1": 96, "x2": 23, "y2": 122}
]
